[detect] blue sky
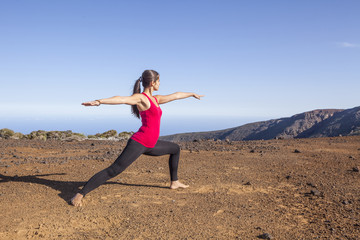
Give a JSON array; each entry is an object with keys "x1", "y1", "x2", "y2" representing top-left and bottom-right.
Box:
[{"x1": 1, "y1": 1, "x2": 359, "y2": 136}]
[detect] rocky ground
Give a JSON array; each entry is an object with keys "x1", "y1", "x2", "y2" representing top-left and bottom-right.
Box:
[{"x1": 0, "y1": 136, "x2": 359, "y2": 239}]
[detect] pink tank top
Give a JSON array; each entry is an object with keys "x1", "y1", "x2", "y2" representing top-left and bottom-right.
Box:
[{"x1": 131, "y1": 92, "x2": 162, "y2": 148}]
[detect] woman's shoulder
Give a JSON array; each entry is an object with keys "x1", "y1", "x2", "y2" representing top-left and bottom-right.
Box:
[
  {"x1": 132, "y1": 93, "x2": 146, "y2": 99},
  {"x1": 125, "y1": 93, "x2": 147, "y2": 105}
]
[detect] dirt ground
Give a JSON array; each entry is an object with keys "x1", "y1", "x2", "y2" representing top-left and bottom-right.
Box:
[{"x1": 0, "y1": 136, "x2": 359, "y2": 239}]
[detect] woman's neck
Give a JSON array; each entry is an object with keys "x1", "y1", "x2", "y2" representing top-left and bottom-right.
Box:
[{"x1": 143, "y1": 87, "x2": 153, "y2": 96}]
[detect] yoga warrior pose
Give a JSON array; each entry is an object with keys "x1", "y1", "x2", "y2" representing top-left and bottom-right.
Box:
[{"x1": 71, "y1": 70, "x2": 204, "y2": 206}]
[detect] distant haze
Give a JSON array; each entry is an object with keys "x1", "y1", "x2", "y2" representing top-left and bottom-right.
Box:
[{"x1": 1, "y1": 115, "x2": 262, "y2": 137}]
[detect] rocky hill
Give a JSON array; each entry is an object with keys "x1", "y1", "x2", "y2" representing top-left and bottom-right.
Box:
[
  {"x1": 160, "y1": 106, "x2": 360, "y2": 141},
  {"x1": 297, "y1": 106, "x2": 360, "y2": 138}
]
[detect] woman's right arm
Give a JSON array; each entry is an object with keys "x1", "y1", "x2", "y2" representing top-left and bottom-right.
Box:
[{"x1": 81, "y1": 94, "x2": 143, "y2": 106}]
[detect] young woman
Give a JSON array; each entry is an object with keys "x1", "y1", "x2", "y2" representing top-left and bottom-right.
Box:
[{"x1": 71, "y1": 70, "x2": 204, "y2": 206}]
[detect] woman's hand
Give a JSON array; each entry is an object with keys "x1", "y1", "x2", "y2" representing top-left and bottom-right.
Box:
[
  {"x1": 193, "y1": 93, "x2": 204, "y2": 100},
  {"x1": 81, "y1": 100, "x2": 100, "y2": 106}
]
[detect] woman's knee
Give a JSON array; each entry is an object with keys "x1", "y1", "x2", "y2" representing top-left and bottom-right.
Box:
[
  {"x1": 176, "y1": 143, "x2": 180, "y2": 152},
  {"x1": 106, "y1": 164, "x2": 122, "y2": 178},
  {"x1": 171, "y1": 143, "x2": 180, "y2": 155}
]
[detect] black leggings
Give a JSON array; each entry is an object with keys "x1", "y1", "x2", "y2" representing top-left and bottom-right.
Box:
[{"x1": 79, "y1": 139, "x2": 180, "y2": 196}]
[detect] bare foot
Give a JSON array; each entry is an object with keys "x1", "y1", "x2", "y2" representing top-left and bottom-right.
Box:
[
  {"x1": 170, "y1": 180, "x2": 189, "y2": 189},
  {"x1": 70, "y1": 193, "x2": 83, "y2": 206}
]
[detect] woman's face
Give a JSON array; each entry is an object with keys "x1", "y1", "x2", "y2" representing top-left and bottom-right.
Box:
[{"x1": 153, "y1": 77, "x2": 160, "y2": 91}]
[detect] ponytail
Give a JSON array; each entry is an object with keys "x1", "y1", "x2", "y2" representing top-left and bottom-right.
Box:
[
  {"x1": 131, "y1": 78, "x2": 142, "y2": 118},
  {"x1": 130, "y1": 70, "x2": 159, "y2": 119}
]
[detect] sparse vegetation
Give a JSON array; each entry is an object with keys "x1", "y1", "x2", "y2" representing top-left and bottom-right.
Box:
[
  {"x1": 0, "y1": 128, "x2": 15, "y2": 139},
  {"x1": 26, "y1": 130, "x2": 47, "y2": 141},
  {"x1": 0, "y1": 128, "x2": 133, "y2": 141},
  {"x1": 95, "y1": 130, "x2": 117, "y2": 138},
  {"x1": 118, "y1": 131, "x2": 134, "y2": 139}
]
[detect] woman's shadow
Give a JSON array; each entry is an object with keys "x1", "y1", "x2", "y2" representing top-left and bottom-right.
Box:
[{"x1": 0, "y1": 173, "x2": 168, "y2": 205}]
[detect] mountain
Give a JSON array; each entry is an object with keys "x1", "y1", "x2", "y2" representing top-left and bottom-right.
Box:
[
  {"x1": 159, "y1": 106, "x2": 360, "y2": 141},
  {"x1": 297, "y1": 106, "x2": 360, "y2": 138}
]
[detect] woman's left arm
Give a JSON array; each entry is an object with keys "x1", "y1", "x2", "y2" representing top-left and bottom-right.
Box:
[{"x1": 155, "y1": 92, "x2": 204, "y2": 104}]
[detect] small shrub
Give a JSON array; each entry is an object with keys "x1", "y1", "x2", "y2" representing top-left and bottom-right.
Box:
[
  {"x1": 11, "y1": 132, "x2": 24, "y2": 139},
  {"x1": 0, "y1": 128, "x2": 15, "y2": 139}
]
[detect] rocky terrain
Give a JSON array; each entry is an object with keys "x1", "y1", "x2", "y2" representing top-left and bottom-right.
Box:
[
  {"x1": 160, "y1": 106, "x2": 360, "y2": 142},
  {"x1": 0, "y1": 136, "x2": 359, "y2": 239}
]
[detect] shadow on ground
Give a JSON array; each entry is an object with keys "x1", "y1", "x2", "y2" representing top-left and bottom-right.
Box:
[{"x1": 0, "y1": 173, "x2": 168, "y2": 204}]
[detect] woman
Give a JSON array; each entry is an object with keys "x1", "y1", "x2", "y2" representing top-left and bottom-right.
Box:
[{"x1": 71, "y1": 70, "x2": 204, "y2": 206}]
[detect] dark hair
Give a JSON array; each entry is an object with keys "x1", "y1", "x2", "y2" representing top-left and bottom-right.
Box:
[{"x1": 131, "y1": 69, "x2": 160, "y2": 118}]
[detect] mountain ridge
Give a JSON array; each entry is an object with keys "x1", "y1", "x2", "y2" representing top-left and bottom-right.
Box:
[{"x1": 159, "y1": 106, "x2": 360, "y2": 141}]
